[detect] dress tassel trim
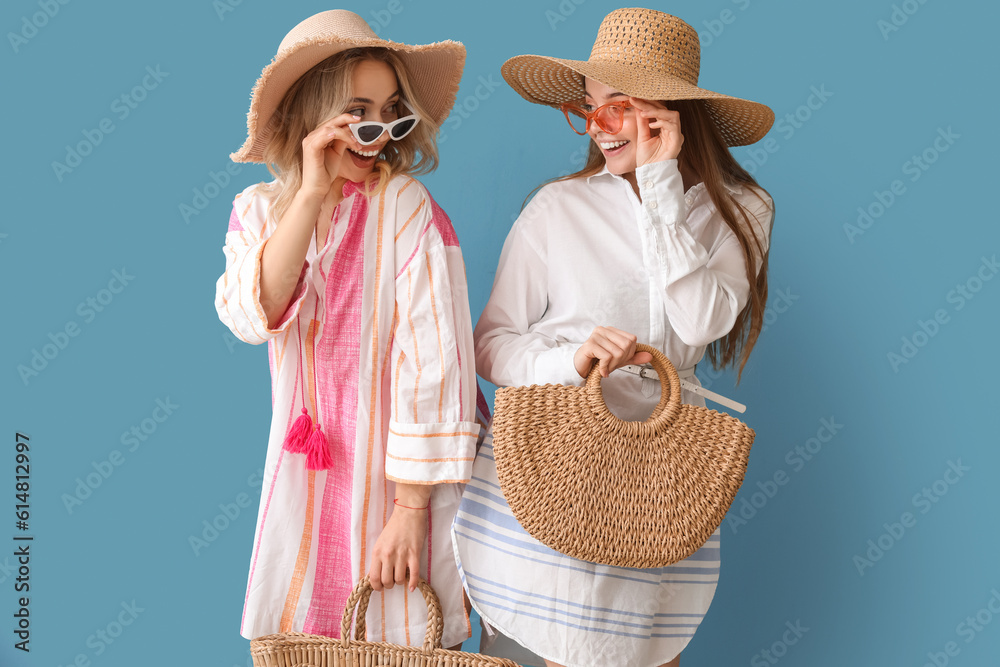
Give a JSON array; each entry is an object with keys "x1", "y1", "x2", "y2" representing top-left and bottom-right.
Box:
[
  {"x1": 281, "y1": 409, "x2": 332, "y2": 470},
  {"x1": 304, "y1": 424, "x2": 333, "y2": 470},
  {"x1": 282, "y1": 408, "x2": 312, "y2": 453}
]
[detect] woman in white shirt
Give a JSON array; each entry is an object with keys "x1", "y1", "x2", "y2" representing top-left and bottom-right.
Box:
[{"x1": 451, "y1": 9, "x2": 776, "y2": 667}]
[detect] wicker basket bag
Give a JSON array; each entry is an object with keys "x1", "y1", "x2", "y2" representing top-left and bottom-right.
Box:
[
  {"x1": 492, "y1": 344, "x2": 755, "y2": 568},
  {"x1": 250, "y1": 577, "x2": 519, "y2": 667}
]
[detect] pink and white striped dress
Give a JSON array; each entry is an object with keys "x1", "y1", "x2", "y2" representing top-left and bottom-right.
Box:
[{"x1": 215, "y1": 173, "x2": 483, "y2": 647}]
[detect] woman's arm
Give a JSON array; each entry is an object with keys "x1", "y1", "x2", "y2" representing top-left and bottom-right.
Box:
[
  {"x1": 369, "y1": 186, "x2": 480, "y2": 592},
  {"x1": 258, "y1": 112, "x2": 367, "y2": 327},
  {"x1": 215, "y1": 188, "x2": 312, "y2": 345},
  {"x1": 631, "y1": 98, "x2": 773, "y2": 347}
]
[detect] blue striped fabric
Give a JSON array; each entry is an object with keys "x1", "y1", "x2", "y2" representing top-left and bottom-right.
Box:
[{"x1": 450, "y1": 430, "x2": 721, "y2": 667}]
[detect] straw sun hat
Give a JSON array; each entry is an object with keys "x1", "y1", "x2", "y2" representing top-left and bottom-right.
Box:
[
  {"x1": 232, "y1": 9, "x2": 466, "y2": 163},
  {"x1": 501, "y1": 7, "x2": 773, "y2": 147}
]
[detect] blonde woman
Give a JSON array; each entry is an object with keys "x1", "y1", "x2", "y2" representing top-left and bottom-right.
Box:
[
  {"x1": 453, "y1": 9, "x2": 776, "y2": 667},
  {"x1": 216, "y1": 10, "x2": 480, "y2": 649}
]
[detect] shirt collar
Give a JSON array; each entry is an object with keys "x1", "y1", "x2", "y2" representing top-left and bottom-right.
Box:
[{"x1": 585, "y1": 162, "x2": 743, "y2": 196}]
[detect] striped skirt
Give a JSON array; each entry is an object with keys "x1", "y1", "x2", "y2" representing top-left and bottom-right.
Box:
[{"x1": 450, "y1": 429, "x2": 721, "y2": 667}]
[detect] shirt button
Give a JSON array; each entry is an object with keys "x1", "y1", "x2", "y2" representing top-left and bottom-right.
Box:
[
  {"x1": 648, "y1": 201, "x2": 658, "y2": 210},
  {"x1": 644, "y1": 180, "x2": 653, "y2": 189}
]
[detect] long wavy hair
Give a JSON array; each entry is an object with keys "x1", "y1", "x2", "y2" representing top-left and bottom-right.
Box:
[
  {"x1": 259, "y1": 47, "x2": 440, "y2": 226},
  {"x1": 529, "y1": 98, "x2": 773, "y2": 381}
]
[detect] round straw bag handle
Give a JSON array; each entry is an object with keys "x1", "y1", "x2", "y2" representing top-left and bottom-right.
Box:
[
  {"x1": 585, "y1": 343, "x2": 682, "y2": 432},
  {"x1": 340, "y1": 576, "x2": 444, "y2": 652}
]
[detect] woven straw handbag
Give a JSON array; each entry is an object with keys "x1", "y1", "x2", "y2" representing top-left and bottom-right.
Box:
[
  {"x1": 250, "y1": 576, "x2": 520, "y2": 667},
  {"x1": 492, "y1": 343, "x2": 755, "y2": 568}
]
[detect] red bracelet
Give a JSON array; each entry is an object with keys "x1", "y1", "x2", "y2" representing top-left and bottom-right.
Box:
[{"x1": 393, "y1": 498, "x2": 429, "y2": 511}]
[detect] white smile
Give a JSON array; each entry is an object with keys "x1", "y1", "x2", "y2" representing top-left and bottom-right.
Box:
[
  {"x1": 600, "y1": 140, "x2": 629, "y2": 150},
  {"x1": 349, "y1": 148, "x2": 380, "y2": 157}
]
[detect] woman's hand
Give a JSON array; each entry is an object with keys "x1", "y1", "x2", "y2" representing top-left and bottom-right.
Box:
[
  {"x1": 368, "y1": 502, "x2": 427, "y2": 593},
  {"x1": 630, "y1": 97, "x2": 684, "y2": 167},
  {"x1": 573, "y1": 326, "x2": 653, "y2": 379},
  {"x1": 299, "y1": 112, "x2": 365, "y2": 200}
]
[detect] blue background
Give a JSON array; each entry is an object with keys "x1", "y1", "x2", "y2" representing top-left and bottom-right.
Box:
[{"x1": 3, "y1": 0, "x2": 998, "y2": 666}]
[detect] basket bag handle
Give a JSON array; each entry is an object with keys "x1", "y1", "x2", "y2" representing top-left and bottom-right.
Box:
[
  {"x1": 340, "y1": 576, "x2": 444, "y2": 652},
  {"x1": 584, "y1": 343, "x2": 682, "y2": 433}
]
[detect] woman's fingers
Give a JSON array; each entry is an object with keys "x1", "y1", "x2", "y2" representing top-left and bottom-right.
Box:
[
  {"x1": 381, "y1": 559, "x2": 395, "y2": 590},
  {"x1": 575, "y1": 327, "x2": 642, "y2": 378},
  {"x1": 407, "y1": 554, "x2": 420, "y2": 591},
  {"x1": 368, "y1": 559, "x2": 383, "y2": 591},
  {"x1": 630, "y1": 350, "x2": 653, "y2": 366}
]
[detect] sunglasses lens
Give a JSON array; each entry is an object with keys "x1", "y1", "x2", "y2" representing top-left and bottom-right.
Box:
[
  {"x1": 596, "y1": 105, "x2": 625, "y2": 134},
  {"x1": 390, "y1": 117, "x2": 417, "y2": 139},
  {"x1": 356, "y1": 124, "x2": 384, "y2": 144},
  {"x1": 563, "y1": 107, "x2": 589, "y2": 134}
]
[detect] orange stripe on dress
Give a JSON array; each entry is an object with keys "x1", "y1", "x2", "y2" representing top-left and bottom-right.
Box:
[
  {"x1": 424, "y1": 251, "x2": 446, "y2": 422},
  {"x1": 388, "y1": 429, "x2": 480, "y2": 439},
  {"x1": 394, "y1": 199, "x2": 425, "y2": 242},
  {"x1": 379, "y1": 308, "x2": 396, "y2": 640},
  {"x1": 235, "y1": 245, "x2": 267, "y2": 342},
  {"x1": 385, "y1": 474, "x2": 468, "y2": 485},
  {"x1": 220, "y1": 246, "x2": 251, "y2": 344},
  {"x1": 406, "y1": 266, "x2": 422, "y2": 423},
  {"x1": 403, "y1": 585, "x2": 411, "y2": 644},
  {"x1": 358, "y1": 189, "x2": 385, "y2": 594},
  {"x1": 386, "y1": 452, "x2": 475, "y2": 463},
  {"x1": 279, "y1": 468, "x2": 316, "y2": 631}
]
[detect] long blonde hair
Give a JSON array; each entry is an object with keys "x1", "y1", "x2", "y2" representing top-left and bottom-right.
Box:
[
  {"x1": 528, "y1": 98, "x2": 773, "y2": 381},
  {"x1": 260, "y1": 47, "x2": 441, "y2": 226}
]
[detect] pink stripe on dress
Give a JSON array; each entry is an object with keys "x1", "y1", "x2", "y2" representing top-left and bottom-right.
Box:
[
  {"x1": 228, "y1": 205, "x2": 244, "y2": 232},
  {"x1": 303, "y1": 184, "x2": 369, "y2": 637},
  {"x1": 427, "y1": 194, "x2": 459, "y2": 247}
]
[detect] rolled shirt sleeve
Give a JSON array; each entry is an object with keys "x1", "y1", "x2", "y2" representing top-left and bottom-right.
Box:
[
  {"x1": 386, "y1": 188, "x2": 480, "y2": 484},
  {"x1": 214, "y1": 191, "x2": 311, "y2": 345}
]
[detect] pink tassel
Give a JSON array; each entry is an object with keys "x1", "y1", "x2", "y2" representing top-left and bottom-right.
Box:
[
  {"x1": 282, "y1": 408, "x2": 312, "y2": 454},
  {"x1": 305, "y1": 423, "x2": 333, "y2": 471}
]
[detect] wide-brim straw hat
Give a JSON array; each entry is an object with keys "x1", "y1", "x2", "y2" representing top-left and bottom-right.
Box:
[
  {"x1": 232, "y1": 9, "x2": 465, "y2": 163},
  {"x1": 501, "y1": 7, "x2": 773, "y2": 147}
]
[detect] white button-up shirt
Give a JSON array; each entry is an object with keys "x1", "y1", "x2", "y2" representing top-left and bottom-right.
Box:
[{"x1": 474, "y1": 158, "x2": 773, "y2": 420}]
